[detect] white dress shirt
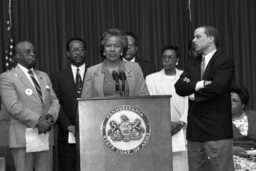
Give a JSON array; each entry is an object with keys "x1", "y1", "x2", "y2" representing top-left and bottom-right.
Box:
[
  {"x1": 71, "y1": 63, "x2": 86, "y2": 83},
  {"x1": 18, "y1": 64, "x2": 39, "y2": 88}
]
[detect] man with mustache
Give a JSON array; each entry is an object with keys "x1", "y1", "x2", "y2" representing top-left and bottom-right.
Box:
[
  {"x1": 52, "y1": 38, "x2": 87, "y2": 171},
  {"x1": 0, "y1": 41, "x2": 59, "y2": 171}
]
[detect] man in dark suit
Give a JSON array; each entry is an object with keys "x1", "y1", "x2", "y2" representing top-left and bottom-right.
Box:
[
  {"x1": 123, "y1": 31, "x2": 155, "y2": 77},
  {"x1": 0, "y1": 41, "x2": 59, "y2": 171},
  {"x1": 175, "y1": 26, "x2": 234, "y2": 171},
  {"x1": 52, "y1": 38, "x2": 87, "y2": 171}
]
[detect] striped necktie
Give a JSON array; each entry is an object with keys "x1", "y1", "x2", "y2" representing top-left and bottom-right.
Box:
[
  {"x1": 76, "y1": 67, "x2": 82, "y2": 95},
  {"x1": 28, "y1": 70, "x2": 43, "y2": 103},
  {"x1": 201, "y1": 55, "x2": 205, "y2": 79}
]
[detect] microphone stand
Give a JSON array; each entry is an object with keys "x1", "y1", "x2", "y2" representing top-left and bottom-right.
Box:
[
  {"x1": 112, "y1": 71, "x2": 120, "y2": 95},
  {"x1": 119, "y1": 71, "x2": 127, "y2": 96}
]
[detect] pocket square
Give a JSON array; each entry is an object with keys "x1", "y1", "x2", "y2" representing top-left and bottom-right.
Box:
[{"x1": 25, "y1": 89, "x2": 33, "y2": 96}]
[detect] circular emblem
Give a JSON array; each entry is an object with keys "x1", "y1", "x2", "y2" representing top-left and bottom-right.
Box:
[
  {"x1": 102, "y1": 105, "x2": 150, "y2": 155},
  {"x1": 25, "y1": 89, "x2": 33, "y2": 96}
]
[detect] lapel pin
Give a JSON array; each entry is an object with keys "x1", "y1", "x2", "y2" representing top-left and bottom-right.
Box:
[{"x1": 25, "y1": 89, "x2": 33, "y2": 96}]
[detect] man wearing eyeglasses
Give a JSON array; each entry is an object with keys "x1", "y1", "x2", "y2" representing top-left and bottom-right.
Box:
[
  {"x1": 145, "y1": 45, "x2": 189, "y2": 171},
  {"x1": 52, "y1": 38, "x2": 87, "y2": 171},
  {"x1": 0, "y1": 41, "x2": 60, "y2": 171}
]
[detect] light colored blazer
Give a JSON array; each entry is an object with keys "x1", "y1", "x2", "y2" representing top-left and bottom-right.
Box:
[
  {"x1": 146, "y1": 69, "x2": 188, "y2": 123},
  {"x1": 0, "y1": 66, "x2": 59, "y2": 148},
  {"x1": 81, "y1": 61, "x2": 149, "y2": 97}
]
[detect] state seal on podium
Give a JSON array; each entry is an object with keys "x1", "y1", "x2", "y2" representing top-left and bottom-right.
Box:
[{"x1": 102, "y1": 105, "x2": 151, "y2": 155}]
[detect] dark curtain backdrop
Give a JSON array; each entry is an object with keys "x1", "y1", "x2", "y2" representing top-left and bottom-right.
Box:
[{"x1": 1, "y1": 0, "x2": 256, "y2": 110}]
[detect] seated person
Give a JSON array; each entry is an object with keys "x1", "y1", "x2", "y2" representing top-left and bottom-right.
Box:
[
  {"x1": 81, "y1": 28, "x2": 149, "y2": 97},
  {"x1": 231, "y1": 86, "x2": 256, "y2": 170}
]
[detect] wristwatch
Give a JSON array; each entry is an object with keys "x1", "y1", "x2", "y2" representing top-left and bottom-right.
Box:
[{"x1": 178, "y1": 121, "x2": 185, "y2": 127}]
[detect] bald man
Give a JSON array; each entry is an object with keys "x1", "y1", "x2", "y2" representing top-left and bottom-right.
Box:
[{"x1": 0, "y1": 41, "x2": 59, "y2": 171}]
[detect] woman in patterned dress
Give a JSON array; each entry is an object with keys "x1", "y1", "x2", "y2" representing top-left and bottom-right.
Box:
[{"x1": 231, "y1": 86, "x2": 256, "y2": 170}]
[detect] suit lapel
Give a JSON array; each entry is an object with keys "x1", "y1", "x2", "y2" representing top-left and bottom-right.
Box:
[
  {"x1": 94, "y1": 71, "x2": 104, "y2": 97},
  {"x1": 192, "y1": 57, "x2": 202, "y2": 81},
  {"x1": 66, "y1": 68, "x2": 77, "y2": 95},
  {"x1": 124, "y1": 66, "x2": 135, "y2": 96},
  {"x1": 82, "y1": 66, "x2": 87, "y2": 85},
  {"x1": 13, "y1": 67, "x2": 33, "y2": 89},
  {"x1": 13, "y1": 67, "x2": 42, "y2": 103}
]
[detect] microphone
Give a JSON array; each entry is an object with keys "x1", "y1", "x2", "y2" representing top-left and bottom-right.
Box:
[
  {"x1": 119, "y1": 71, "x2": 127, "y2": 96},
  {"x1": 112, "y1": 71, "x2": 120, "y2": 95}
]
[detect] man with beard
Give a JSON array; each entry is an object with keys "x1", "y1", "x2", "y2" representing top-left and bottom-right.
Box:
[
  {"x1": 123, "y1": 31, "x2": 155, "y2": 77},
  {"x1": 0, "y1": 41, "x2": 60, "y2": 171},
  {"x1": 52, "y1": 38, "x2": 87, "y2": 171},
  {"x1": 175, "y1": 26, "x2": 234, "y2": 171}
]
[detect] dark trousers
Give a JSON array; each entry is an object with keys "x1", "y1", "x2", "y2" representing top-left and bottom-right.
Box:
[
  {"x1": 187, "y1": 139, "x2": 234, "y2": 171},
  {"x1": 59, "y1": 142, "x2": 76, "y2": 171}
]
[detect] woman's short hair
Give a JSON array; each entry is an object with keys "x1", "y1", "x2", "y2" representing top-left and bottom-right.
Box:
[
  {"x1": 161, "y1": 44, "x2": 180, "y2": 58},
  {"x1": 100, "y1": 28, "x2": 128, "y2": 59},
  {"x1": 230, "y1": 85, "x2": 249, "y2": 108}
]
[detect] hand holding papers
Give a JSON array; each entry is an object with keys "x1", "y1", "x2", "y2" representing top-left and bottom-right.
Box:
[{"x1": 25, "y1": 128, "x2": 49, "y2": 153}]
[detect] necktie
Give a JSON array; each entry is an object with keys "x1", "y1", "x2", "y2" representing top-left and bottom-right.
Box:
[
  {"x1": 76, "y1": 68, "x2": 82, "y2": 94},
  {"x1": 28, "y1": 70, "x2": 43, "y2": 102},
  {"x1": 201, "y1": 55, "x2": 205, "y2": 79}
]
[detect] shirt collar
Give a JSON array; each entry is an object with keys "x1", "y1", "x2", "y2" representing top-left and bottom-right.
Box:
[
  {"x1": 123, "y1": 57, "x2": 136, "y2": 62},
  {"x1": 17, "y1": 63, "x2": 33, "y2": 73},
  {"x1": 71, "y1": 63, "x2": 86, "y2": 72},
  {"x1": 203, "y1": 49, "x2": 217, "y2": 67},
  {"x1": 204, "y1": 49, "x2": 217, "y2": 60}
]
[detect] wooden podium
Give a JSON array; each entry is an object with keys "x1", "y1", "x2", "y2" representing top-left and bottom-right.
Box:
[{"x1": 76, "y1": 96, "x2": 172, "y2": 171}]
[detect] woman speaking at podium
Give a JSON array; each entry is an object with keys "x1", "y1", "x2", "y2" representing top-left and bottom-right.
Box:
[{"x1": 81, "y1": 28, "x2": 149, "y2": 98}]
